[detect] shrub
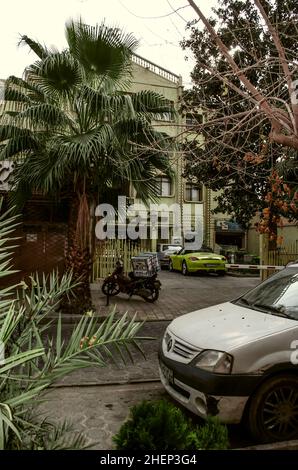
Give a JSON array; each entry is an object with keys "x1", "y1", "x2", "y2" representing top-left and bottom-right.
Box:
[
  {"x1": 113, "y1": 399, "x2": 191, "y2": 450},
  {"x1": 186, "y1": 416, "x2": 229, "y2": 450},
  {"x1": 113, "y1": 399, "x2": 229, "y2": 450}
]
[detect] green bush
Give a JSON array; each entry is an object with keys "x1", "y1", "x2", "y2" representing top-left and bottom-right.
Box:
[
  {"x1": 113, "y1": 399, "x2": 229, "y2": 450},
  {"x1": 186, "y1": 416, "x2": 229, "y2": 450}
]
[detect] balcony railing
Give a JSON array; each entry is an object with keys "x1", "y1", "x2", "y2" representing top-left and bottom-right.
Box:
[{"x1": 132, "y1": 54, "x2": 181, "y2": 84}]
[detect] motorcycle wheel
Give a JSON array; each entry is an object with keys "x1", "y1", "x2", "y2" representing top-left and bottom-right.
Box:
[
  {"x1": 101, "y1": 280, "x2": 120, "y2": 296},
  {"x1": 143, "y1": 286, "x2": 159, "y2": 303}
]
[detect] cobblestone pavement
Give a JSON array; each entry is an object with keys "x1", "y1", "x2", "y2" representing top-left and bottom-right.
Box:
[
  {"x1": 91, "y1": 271, "x2": 259, "y2": 321},
  {"x1": 39, "y1": 382, "x2": 166, "y2": 450},
  {"x1": 41, "y1": 275, "x2": 260, "y2": 450}
]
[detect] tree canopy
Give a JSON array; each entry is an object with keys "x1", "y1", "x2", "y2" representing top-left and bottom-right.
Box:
[{"x1": 181, "y1": 0, "x2": 298, "y2": 239}]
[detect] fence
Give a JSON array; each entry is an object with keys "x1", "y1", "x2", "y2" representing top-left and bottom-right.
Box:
[
  {"x1": 260, "y1": 242, "x2": 298, "y2": 280},
  {"x1": 92, "y1": 239, "x2": 150, "y2": 281},
  {"x1": 268, "y1": 242, "x2": 298, "y2": 267}
]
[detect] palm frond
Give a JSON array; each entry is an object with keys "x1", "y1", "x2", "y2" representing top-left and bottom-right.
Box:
[
  {"x1": 4, "y1": 76, "x2": 46, "y2": 104},
  {"x1": 18, "y1": 35, "x2": 50, "y2": 60},
  {"x1": 29, "y1": 52, "x2": 84, "y2": 97},
  {"x1": 131, "y1": 90, "x2": 176, "y2": 121},
  {"x1": 65, "y1": 19, "x2": 138, "y2": 87}
]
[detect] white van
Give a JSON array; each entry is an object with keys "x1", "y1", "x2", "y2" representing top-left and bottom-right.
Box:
[{"x1": 159, "y1": 263, "x2": 298, "y2": 443}]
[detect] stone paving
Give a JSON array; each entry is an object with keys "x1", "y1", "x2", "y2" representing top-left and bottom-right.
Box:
[
  {"x1": 90, "y1": 270, "x2": 259, "y2": 322},
  {"x1": 39, "y1": 382, "x2": 166, "y2": 450},
  {"x1": 41, "y1": 274, "x2": 261, "y2": 450}
]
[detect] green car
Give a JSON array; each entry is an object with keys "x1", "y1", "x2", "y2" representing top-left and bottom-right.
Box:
[{"x1": 169, "y1": 247, "x2": 227, "y2": 276}]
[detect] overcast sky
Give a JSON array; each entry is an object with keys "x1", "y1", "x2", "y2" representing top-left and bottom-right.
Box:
[{"x1": 0, "y1": 0, "x2": 216, "y2": 86}]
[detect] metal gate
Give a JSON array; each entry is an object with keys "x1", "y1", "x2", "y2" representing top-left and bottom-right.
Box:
[
  {"x1": 92, "y1": 239, "x2": 150, "y2": 281},
  {"x1": 2, "y1": 222, "x2": 68, "y2": 286}
]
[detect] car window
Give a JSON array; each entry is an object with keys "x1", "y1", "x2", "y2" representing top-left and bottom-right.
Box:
[
  {"x1": 234, "y1": 267, "x2": 298, "y2": 319},
  {"x1": 158, "y1": 244, "x2": 182, "y2": 252}
]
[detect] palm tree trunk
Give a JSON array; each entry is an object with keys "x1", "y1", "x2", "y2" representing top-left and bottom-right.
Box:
[{"x1": 61, "y1": 192, "x2": 93, "y2": 314}]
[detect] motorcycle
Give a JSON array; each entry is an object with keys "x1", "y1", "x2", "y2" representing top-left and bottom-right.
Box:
[{"x1": 101, "y1": 260, "x2": 161, "y2": 303}]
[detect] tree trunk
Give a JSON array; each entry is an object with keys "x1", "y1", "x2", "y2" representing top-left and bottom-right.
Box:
[{"x1": 60, "y1": 192, "x2": 93, "y2": 314}]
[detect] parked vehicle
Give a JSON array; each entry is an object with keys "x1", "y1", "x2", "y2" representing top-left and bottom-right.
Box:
[
  {"x1": 102, "y1": 260, "x2": 161, "y2": 302},
  {"x1": 159, "y1": 263, "x2": 298, "y2": 443},
  {"x1": 169, "y1": 247, "x2": 226, "y2": 275},
  {"x1": 157, "y1": 243, "x2": 182, "y2": 269}
]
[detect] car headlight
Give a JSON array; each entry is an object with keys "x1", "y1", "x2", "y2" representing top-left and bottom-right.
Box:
[{"x1": 193, "y1": 350, "x2": 233, "y2": 374}]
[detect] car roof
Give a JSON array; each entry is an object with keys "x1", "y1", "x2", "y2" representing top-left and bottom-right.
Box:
[{"x1": 287, "y1": 261, "x2": 298, "y2": 268}]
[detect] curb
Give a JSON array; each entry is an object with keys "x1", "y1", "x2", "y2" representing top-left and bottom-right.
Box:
[
  {"x1": 237, "y1": 439, "x2": 298, "y2": 450},
  {"x1": 45, "y1": 313, "x2": 171, "y2": 324}
]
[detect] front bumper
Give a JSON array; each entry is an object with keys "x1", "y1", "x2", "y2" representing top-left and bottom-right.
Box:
[
  {"x1": 158, "y1": 348, "x2": 261, "y2": 424},
  {"x1": 159, "y1": 258, "x2": 170, "y2": 268}
]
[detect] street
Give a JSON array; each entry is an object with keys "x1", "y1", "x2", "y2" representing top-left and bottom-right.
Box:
[
  {"x1": 41, "y1": 272, "x2": 260, "y2": 449},
  {"x1": 91, "y1": 270, "x2": 259, "y2": 321}
]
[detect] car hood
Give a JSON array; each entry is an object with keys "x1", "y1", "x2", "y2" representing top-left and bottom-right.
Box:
[{"x1": 169, "y1": 302, "x2": 296, "y2": 352}]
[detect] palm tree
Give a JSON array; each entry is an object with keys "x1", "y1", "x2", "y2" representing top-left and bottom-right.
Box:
[{"x1": 0, "y1": 20, "x2": 175, "y2": 313}]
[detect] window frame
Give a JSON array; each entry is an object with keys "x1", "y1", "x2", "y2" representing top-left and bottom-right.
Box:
[
  {"x1": 156, "y1": 175, "x2": 174, "y2": 198},
  {"x1": 184, "y1": 182, "x2": 203, "y2": 202}
]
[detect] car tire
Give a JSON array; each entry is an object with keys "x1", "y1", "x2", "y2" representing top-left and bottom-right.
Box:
[
  {"x1": 182, "y1": 261, "x2": 189, "y2": 276},
  {"x1": 218, "y1": 271, "x2": 226, "y2": 276},
  {"x1": 246, "y1": 374, "x2": 298, "y2": 443},
  {"x1": 169, "y1": 260, "x2": 174, "y2": 272}
]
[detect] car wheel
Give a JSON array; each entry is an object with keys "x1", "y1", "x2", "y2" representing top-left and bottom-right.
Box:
[
  {"x1": 246, "y1": 374, "x2": 298, "y2": 443},
  {"x1": 182, "y1": 261, "x2": 189, "y2": 276},
  {"x1": 169, "y1": 260, "x2": 174, "y2": 272},
  {"x1": 218, "y1": 270, "x2": 226, "y2": 276}
]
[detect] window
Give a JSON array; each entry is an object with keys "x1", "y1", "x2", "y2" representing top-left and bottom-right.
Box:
[
  {"x1": 185, "y1": 113, "x2": 203, "y2": 127},
  {"x1": 156, "y1": 176, "x2": 172, "y2": 196},
  {"x1": 155, "y1": 101, "x2": 174, "y2": 122},
  {"x1": 185, "y1": 182, "x2": 202, "y2": 201}
]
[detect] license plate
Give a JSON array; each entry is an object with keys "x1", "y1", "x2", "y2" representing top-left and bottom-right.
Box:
[
  {"x1": 160, "y1": 361, "x2": 173, "y2": 384},
  {"x1": 205, "y1": 263, "x2": 219, "y2": 267}
]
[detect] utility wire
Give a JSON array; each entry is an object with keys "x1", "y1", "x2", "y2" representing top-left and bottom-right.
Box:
[{"x1": 118, "y1": 0, "x2": 189, "y2": 20}]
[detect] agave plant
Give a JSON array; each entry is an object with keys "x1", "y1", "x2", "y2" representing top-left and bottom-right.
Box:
[
  {"x1": 0, "y1": 20, "x2": 175, "y2": 312},
  {"x1": 0, "y1": 202, "x2": 147, "y2": 449}
]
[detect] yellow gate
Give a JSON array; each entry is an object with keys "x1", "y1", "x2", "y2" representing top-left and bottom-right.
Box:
[{"x1": 92, "y1": 239, "x2": 150, "y2": 281}]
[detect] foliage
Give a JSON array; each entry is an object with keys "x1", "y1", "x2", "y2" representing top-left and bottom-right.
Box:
[
  {"x1": 6, "y1": 418, "x2": 91, "y2": 450},
  {"x1": 0, "y1": 19, "x2": 175, "y2": 311},
  {"x1": 0, "y1": 201, "x2": 146, "y2": 449},
  {"x1": 1, "y1": 19, "x2": 174, "y2": 207},
  {"x1": 181, "y1": 0, "x2": 298, "y2": 234},
  {"x1": 186, "y1": 416, "x2": 229, "y2": 450},
  {"x1": 113, "y1": 399, "x2": 229, "y2": 450}
]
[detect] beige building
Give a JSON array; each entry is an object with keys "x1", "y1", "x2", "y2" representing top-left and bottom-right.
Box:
[{"x1": 129, "y1": 54, "x2": 209, "y2": 251}]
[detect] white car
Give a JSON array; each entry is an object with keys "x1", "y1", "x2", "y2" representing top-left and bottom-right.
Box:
[
  {"x1": 157, "y1": 243, "x2": 182, "y2": 269},
  {"x1": 159, "y1": 263, "x2": 298, "y2": 443}
]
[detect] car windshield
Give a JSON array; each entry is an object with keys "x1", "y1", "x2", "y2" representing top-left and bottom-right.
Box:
[
  {"x1": 159, "y1": 245, "x2": 181, "y2": 251},
  {"x1": 233, "y1": 266, "x2": 298, "y2": 320},
  {"x1": 177, "y1": 247, "x2": 213, "y2": 255}
]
